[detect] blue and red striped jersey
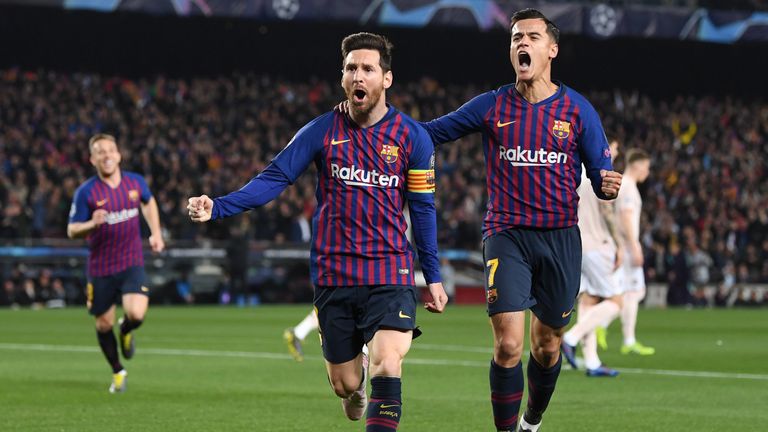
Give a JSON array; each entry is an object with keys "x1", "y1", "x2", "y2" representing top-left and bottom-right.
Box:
[
  {"x1": 69, "y1": 171, "x2": 152, "y2": 277},
  {"x1": 423, "y1": 83, "x2": 613, "y2": 237},
  {"x1": 211, "y1": 106, "x2": 440, "y2": 287}
]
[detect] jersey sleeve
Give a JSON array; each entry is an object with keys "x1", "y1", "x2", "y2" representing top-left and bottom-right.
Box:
[
  {"x1": 405, "y1": 125, "x2": 441, "y2": 284},
  {"x1": 578, "y1": 102, "x2": 614, "y2": 200},
  {"x1": 271, "y1": 114, "x2": 328, "y2": 183},
  {"x1": 405, "y1": 126, "x2": 437, "y2": 203},
  {"x1": 68, "y1": 185, "x2": 91, "y2": 223},
  {"x1": 420, "y1": 91, "x2": 495, "y2": 145},
  {"x1": 136, "y1": 174, "x2": 153, "y2": 203},
  {"x1": 210, "y1": 115, "x2": 327, "y2": 220},
  {"x1": 211, "y1": 164, "x2": 292, "y2": 220}
]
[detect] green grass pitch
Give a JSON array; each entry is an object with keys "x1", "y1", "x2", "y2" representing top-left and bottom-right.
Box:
[{"x1": 1, "y1": 306, "x2": 766, "y2": 431}]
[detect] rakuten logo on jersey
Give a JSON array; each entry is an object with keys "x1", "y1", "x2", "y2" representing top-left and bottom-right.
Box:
[
  {"x1": 330, "y1": 163, "x2": 400, "y2": 188},
  {"x1": 499, "y1": 146, "x2": 568, "y2": 167},
  {"x1": 106, "y1": 208, "x2": 139, "y2": 225}
]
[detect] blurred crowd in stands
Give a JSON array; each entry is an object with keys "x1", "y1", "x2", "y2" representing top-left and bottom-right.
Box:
[{"x1": 1, "y1": 68, "x2": 767, "y2": 307}]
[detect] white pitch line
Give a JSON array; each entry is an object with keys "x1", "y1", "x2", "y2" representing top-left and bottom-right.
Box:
[
  {"x1": 616, "y1": 367, "x2": 768, "y2": 381},
  {"x1": 411, "y1": 343, "x2": 493, "y2": 354},
  {"x1": 1, "y1": 343, "x2": 767, "y2": 381}
]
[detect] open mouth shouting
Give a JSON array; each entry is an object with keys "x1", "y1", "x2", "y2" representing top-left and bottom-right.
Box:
[
  {"x1": 352, "y1": 88, "x2": 367, "y2": 105},
  {"x1": 518, "y1": 50, "x2": 531, "y2": 73}
]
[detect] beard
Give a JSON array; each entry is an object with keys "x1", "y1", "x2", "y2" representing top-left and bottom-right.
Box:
[{"x1": 348, "y1": 87, "x2": 383, "y2": 117}]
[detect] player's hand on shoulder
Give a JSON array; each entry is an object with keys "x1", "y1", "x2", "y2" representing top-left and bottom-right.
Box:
[
  {"x1": 187, "y1": 195, "x2": 213, "y2": 223},
  {"x1": 424, "y1": 282, "x2": 448, "y2": 314},
  {"x1": 600, "y1": 170, "x2": 622, "y2": 199},
  {"x1": 334, "y1": 100, "x2": 350, "y2": 115},
  {"x1": 149, "y1": 233, "x2": 165, "y2": 253},
  {"x1": 92, "y1": 209, "x2": 108, "y2": 226}
]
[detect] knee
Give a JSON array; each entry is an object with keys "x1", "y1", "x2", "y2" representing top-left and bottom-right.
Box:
[
  {"x1": 625, "y1": 289, "x2": 645, "y2": 303},
  {"x1": 95, "y1": 317, "x2": 113, "y2": 333},
  {"x1": 329, "y1": 374, "x2": 360, "y2": 399},
  {"x1": 494, "y1": 336, "x2": 523, "y2": 366},
  {"x1": 530, "y1": 336, "x2": 562, "y2": 366},
  {"x1": 532, "y1": 344, "x2": 561, "y2": 366},
  {"x1": 369, "y1": 353, "x2": 404, "y2": 378},
  {"x1": 125, "y1": 311, "x2": 145, "y2": 322}
]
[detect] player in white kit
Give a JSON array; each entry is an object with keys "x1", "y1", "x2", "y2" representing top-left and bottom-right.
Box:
[
  {"x1": 560, "y1": 140, "x2": 623, "y2": 376},
  {"x1": 615, "y1": 149, "x2": 654, "y2": 355}
]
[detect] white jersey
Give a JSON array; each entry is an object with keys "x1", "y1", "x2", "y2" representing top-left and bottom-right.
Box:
[
  {"x1": 616, "y1": 176, "x2": 642, "y2": 245},
  {"x1": 616, "y1": 176, "x2": 645, "y2": 292},
  {"x1": 578, "y1": 171, "x2": 622, "y2": 297},
  {"x1": 577, "y1": 172, "x2": 614, "y2": 253}
]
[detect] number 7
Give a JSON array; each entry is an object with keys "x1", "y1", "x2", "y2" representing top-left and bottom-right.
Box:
[{"x1": 486, "y1": 258, "x2": 499, "y2": 288}]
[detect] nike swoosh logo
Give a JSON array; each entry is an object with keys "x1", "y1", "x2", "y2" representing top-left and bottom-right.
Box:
[
  {"x1": 96, "y1": 199, "x2": 108, "y2": 206},
  {"x1": 398, "y1": 311, "x2": 411, "y2": 319},
  {"x1": 380, "y1": 404, "x2": 399, "y2": 409},
  {"x1": 331, "y1": 138, "x2": 350, "y2": 145},
  {"x1": 496, "y1": 120, "x2": 516, "y2": 128},
  {"x1": 141, "y1": 287, "x2": 149, "y2": 293},
  {"x1": 562, "y1": 309, "x2": 573, "y2": 318}
]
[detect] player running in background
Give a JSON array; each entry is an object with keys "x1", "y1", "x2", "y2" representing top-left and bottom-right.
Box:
[
  {"x1": 188, "y1": 33, "x2": 447, "y2": 431},
  {"x1": 283, "y1": 309, "x2": 319, "y2": 362},
  {"x1": 418, "y1": 9, "x2": 622, "y2": 431},
  {"x1": 67, "y1": 133, "x2": 165, "y2": 393},
  {"x1": 560, "y1": 139, "x2": 623, "y2": 377},
  {"x1": 615, "y1": 149, "x2": 654, "y2": 356}
]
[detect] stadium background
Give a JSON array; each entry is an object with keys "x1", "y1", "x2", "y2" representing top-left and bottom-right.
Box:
[{"x1": 1, "y1": 1, "x2": 767, "y2": 431}]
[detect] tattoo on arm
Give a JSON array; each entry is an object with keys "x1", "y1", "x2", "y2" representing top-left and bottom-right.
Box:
[{"x1": 600, "y1": 201, "x2": 622, "y2": 248}]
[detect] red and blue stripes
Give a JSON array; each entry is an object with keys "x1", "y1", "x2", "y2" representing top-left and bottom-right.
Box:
[
  {"x1": 310, "y1": 109, "x2": 428, "y2": 287},
  {"x1": 71, "y1": 172, "x2": 150, "y2": 277},
  {"x1": 423, "y1": 83, "x2": 613, "y2": 238}
]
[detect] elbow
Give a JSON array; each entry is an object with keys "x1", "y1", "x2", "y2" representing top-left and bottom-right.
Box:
[{"x1": 67, "y1": 226, "x2": 80, "y2": 239}]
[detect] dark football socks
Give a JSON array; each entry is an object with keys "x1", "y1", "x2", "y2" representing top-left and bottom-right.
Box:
[
  {"x1": 366, "y1": 376, "x2": 402, "y2": 431},
  {"x1": 96, "y1": 329, "x2": 123, "y2": 373},
  {"x1": 120, "y1": 317, "x2": 143, "y2": 334},
  {"x1": 490, "y1": 360, "x2": 524, "y2": 432},
  {"x1": 524, "y1": 353, "x2": 563, "y2": 425}
]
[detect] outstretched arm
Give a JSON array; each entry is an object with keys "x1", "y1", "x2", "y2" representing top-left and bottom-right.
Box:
[
  {"x1": 188, "y1": 114, "x2": 327, "y2": 223},
  {"x1": 188, "y1": 164, "x2": 292, "y2": 222},
  {"x1": 420, "y1": 91, "x2": 494, "y2": 145}
]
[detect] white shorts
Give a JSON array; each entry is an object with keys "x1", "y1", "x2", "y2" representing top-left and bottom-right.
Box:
[
  {"x1": 620, "y1": 255, "x2": 646, "y2": 293},
  {"x1": 579, "y1": 247, "x2": 623, "y2": 298}
]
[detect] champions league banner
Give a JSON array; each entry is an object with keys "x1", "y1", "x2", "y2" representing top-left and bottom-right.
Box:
[{"x1": 3, "y1": 0, "x2": 768, "y2": 43}]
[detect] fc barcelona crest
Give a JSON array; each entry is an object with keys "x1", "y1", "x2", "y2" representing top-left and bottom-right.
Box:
[
  {"x1": 552, "y1": 120, "x2": 571, "y2": 139},
  {"x1": 425, "y1": 170, "x2": 435, "y2": 187},
  {"x1": 381, "y1": 144, "x2": 399, "y2": 164},
  {"x1": 129, "y1": 189, "x2": 139, "y2": 201},
  {"x1": 487, "y1": 288, "x2": 498, "y2": 304}
]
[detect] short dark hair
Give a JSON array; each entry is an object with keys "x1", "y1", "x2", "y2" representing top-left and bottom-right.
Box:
[
  {"x1": 509, "y1": 8, "x2": 560, "y2": 44},
  {"x1": 341, "y1": 32, "x2": 394, "y2": 72},
  {"x1": 88, "y1": 133, "x2": 116, "y2": 153},
  {"x1": 625, "y1": 148, "x2": 650, "y2": 165}
]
